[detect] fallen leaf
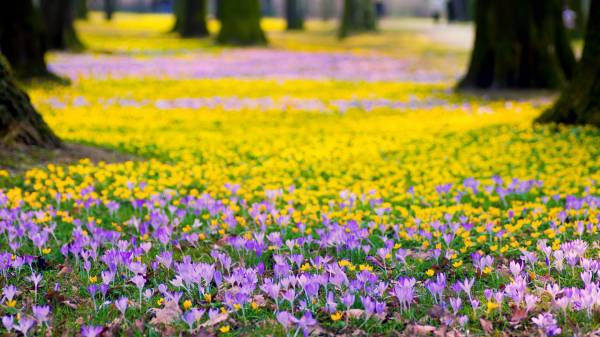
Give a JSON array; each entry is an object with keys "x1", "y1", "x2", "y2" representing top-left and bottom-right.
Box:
[
  {"x1": 407, "y1": 324, "x2": 436, "y2": 335},
  {"x1": 58, "y1": 264, "x2": 73, "y2": 276},
  {"x1": 427, "y1": 305, "x2": 445, "y2": 319},
  {"x1": 149, "y1": 300, "x2": 182, "y2": 326},
  {"x1": 252, "y1": 294, "x2": 266, "y2": 306},
  {"x1": 346, "y1": 309, "x2": 365, "y2": 319},
  {"x1": 480, "y1": 318, "x2": 493, "y2": 334},
  {"x1": 510, "y1": 307, "x2": 527, "y2": 325},
  {"x1": 200, "y1": 312, "x2": 228, "y2": 327}
]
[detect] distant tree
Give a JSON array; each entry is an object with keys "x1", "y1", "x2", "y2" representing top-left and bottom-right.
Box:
[
  {"x1": 104, "y1": 0, "x2": 116, "y2": 21},
  {"x1": 339, "y1": 0, "x2": 376, "y2": 38},
  {"x1": 458, "y1": 0, "x2": 576, "y2": 89},
  {"x1": 0, "y1": 55, "x2": 62, "y2": 148},
  {"x1": 286, "y1": 0, "x2": 305, "y2": 30},
  {"x1": 320, "y1": 0, "x2": 335, "y2": 21},
  {"x1": 174, "y1": 0, "x2": 208, "y2": 37},
  {"x1": 41, "y1": 0, "x2": 83, "y2": 50},
  {"x1": 75, "y1": 0, "x2": 88, "y2": 20},
  {"x1": 217, "y1": 0, "x2": 267, "y2": 45},
  {"x1": 447, "y1": 0, "x2": 472, "y2": 22},
  {"x1": 536, "y1": 0, "x2": 600, "y2": 126},
  {"x1": 261, "y1": 0, "x2": 275, "y2": 17},
  {"x1": 0, "y1": 0, "x2": 51, "y2": 79}
]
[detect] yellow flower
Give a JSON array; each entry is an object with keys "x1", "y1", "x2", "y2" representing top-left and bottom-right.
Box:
[
  {"x1": 219, "y1": 325, "x2": 230, "y2": 333},
  {"x1": 204, "y1": 294, "x2": 212, "y2": 303},
  {"x1": 486, "y1": 301, "x2": 499, "y2": 313},
  {"x1": 482, "y1": 266, "x2": 493, "y2": 274},
  {"x1": 331, "y1": 312, "x2": 343, "y2": 321},
  {"x1": 42, "y1": 248, "x2": 51, "y2": 254},
  {"x1": 452, "y1": 260, "x2": 463, "y2": 268},
  {"x1": 251, "y1": 301, "x2": 259, "y2": 310},
  {"x1": 89, "y1": 276, "x2": 98, "y2": 283},
  {"x1": 183, "y1": 300, "x2": 192, "y2": 310},
  {"x1": 426, "y1": 269, "x2": 435, "y2": 277},
  {"x1": 157, "y1": 298, "x2": 164, "y2": 306}
]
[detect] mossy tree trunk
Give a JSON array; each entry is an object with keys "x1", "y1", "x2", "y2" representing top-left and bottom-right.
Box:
[
  {"x1": 339, "y1": 0, "x2": 376, "y2": 38},
  {"x1": 286, "y1": 0, "x2": 305, "y2": 30},
  {"x1": 458, "y1": 0, "x2": 576, "y2": 89},
  {"x1": 104, "y1": 0, "x2": 116, "y2": 21},
  {"x1": 75, "y1": 0, "x2": 88, "y2": 20},
  {"x1": 216, "y1": 0, "x2": 267, "y2": 45},
  {"x1": 0, "y1": 56, "x2": 61, "y2": 148},
  {"x1": 536, "y1": 0, "x2": 600, "y2": 126},
  {"x1": 175, "y1": 0, "x2": 209, "y2": 37},
  {"x1": 41, "y1": 0, "x2": 83, "y2": 51},
  {"x1": 0, "y1": 0, "x2": 50, "y2": 79}
]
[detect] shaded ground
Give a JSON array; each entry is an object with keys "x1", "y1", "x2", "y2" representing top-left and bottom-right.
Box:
[{"x1": 0, "y1": 142, "x2": 137, "y2": 174}]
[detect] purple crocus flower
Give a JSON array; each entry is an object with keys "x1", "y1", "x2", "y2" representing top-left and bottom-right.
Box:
[
  {"x1": 32, "y1": 305, "x2": 51, "y2": 325},
  {"x1": 81, "y1": 325, "x2": 104, "y2": 337},
  {"x1": 115, "y1": 297, "x2": 128, "y2": 317},
  {"x1": 532, "y1": 312, "x2": 561, "y2": 336}
]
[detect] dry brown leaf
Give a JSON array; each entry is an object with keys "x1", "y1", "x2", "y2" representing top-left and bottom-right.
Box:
[
  {"x1": 346, "y1": 309, "x2": 365, "y2": 319},
  {"x1": 252, "y1": 294, "x2": 267, "y2": 306},
  {"x1": 200, "y1": 312, "x2": 228, "y2": 327},
  {"x1": 510, "y1": 307, "x2": 528, "y2": 325},
  {"x1": 480, "y1": 318, "x2": 493, "y2": 334},
  {"x1": 406, "y1": 324, "x2": 436, "y2": 336},
  {"x1": 58, "y1": 264, "x2": 73, "y2": 276},
  {"x1": 149, "y1": 300, "x2": 182, "y2": 326}
]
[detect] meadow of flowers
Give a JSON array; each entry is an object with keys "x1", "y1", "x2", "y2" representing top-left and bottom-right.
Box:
[{"x1": 0, "y1": 13, "x2": 599, "y2": 337}]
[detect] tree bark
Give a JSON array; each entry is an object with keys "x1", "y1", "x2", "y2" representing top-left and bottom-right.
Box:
[
  {"x1": 286, "y1": 0, "x2": 305, "y2": 30},
  {"x1": 41, "y1": 0, "x2": 83, "y2": 51},
  {"x1": 104, "y1": 0, "x2": 116, "y2": 21},
  {"x1": 458, "y1": 0, "x2": 576, "y2": 90},
  {"x1": 536, "y1": 0, "x2": 600, "y2": 126},
  {"x1": 0, "y1": 56, "x2": 61, "y2": 148},
  {"x1": 339, "y1": 0, "x2": 377, "y2": 38},
  {"x1": 0, "y1": 0, "x2": 50, "y2": 79},
  {"x1": 216, "y1": 0, "x2": 267, "y2": 45},
  {"x1": 171, "y1": 0, "x2": 183, "y2": 32},
  {"x1": 176, "y1": 0, "x2": 209, "y2": 37},
  {"x1": 75, "y1": 0, "x2": 88, "y2": 20},
  {"x1": 321, "y1": 0, "x2": 335, "y2": 21}
]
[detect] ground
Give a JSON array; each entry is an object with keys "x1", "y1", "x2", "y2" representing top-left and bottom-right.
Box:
[{"x1": 0, "y1": 12, "x2": 599, "y2": 337}]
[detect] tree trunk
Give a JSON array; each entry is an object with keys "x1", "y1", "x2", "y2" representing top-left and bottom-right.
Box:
[
  {"x1": 41, "y1": 0, "x2": 83, "y2": 51},
  {"x1": 75, "y1": 0, "x2": 88, "y2": 20},
  {"x1": 458, "y1": 0, "x2": 576, "y2": 90},
  {"x1": 0, "y1": 0, "x2": 50, "y2": 79},
  {"x1": 176, "y1": 0, "x2": 209, "y2": 37},
  {"x1": 261, "y1": 0, "x2": 275, "y2": 17},
  {"x1": 286, "y1": 0, "x2": 305, "y2": 30},
  {"x1": 171, "y1": 0, "x2": 183, "y2": 32},
  {"x1": 339, "y1": 0, "x2": 377, "y2": 38},
  {"x1": 216, "y1": 0, "x2": 267, "y2": 45},
  {"x1": 0, "y1": 56, "x2": 61, "y2": 148},
  {"x1": 104, "y1": 0, "x2": 116, "y2": 21},
  {"x1": 321, "y1": 0, "x2": 335, "y2": 21},
  {"x1": 536, "y1": 0, "x2": 600, "y2": 126},
  {"x1": 569, "y1": 0, "x2": 587, "y2": 38}
]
